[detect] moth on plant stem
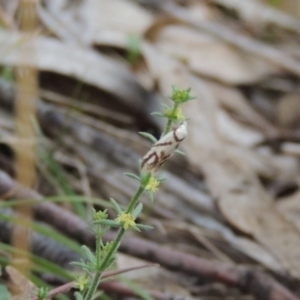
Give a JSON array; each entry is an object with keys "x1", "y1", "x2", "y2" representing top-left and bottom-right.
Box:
[{"x1": 141, "y1": 122, "x2": 187, "y2": 173}]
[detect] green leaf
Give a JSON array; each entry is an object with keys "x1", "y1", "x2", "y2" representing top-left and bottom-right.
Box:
[
  {"x1": 0, "y1": 284, "x2": 10, "y2": 300},
  {"x1": 151, "y1": 112, "x2": 165, "y2": 118},
  {"x1": 155, "y1": 176, "x2": 166, "y2": 182},
  {"x1": 174, "y1": 149, "x2": 186, "y2": 156},
  {"x1": 81, "y1": 245, "x2": 96, "y2": 265},
  {"x1": 74, "y1": 291, "x2": 84, "y2": 300},
  {"x1": 162, "y1": 103, "x2": 170, "y2": 110},
  {"x1": 146, "y1": 190, "x2": 154, "y2": 202},
  {"x1": 124, "y1": 173, "x2": 141, "y2": 182},
  {"x1": 0, "y1": 243, "x2": 74, "y2": 281},
  {"x1": 131, "y1": 226, "x2": 141, "y2": 232},
  {"x1": 110, "y1": 198, "x2": 123, "y2": 214},
  {"x1": 0, "y1": 214, "x2": 82, "y2": 254},
  {"x1": 103, "y1": 257, "x2": 116, "y2": 270},
  {"x1": 70, "y1": 261, "x2": 95, "y2": 271},
  {"x1": 138, "y1": 132, "x2": 158, "y2": 143},
  {"x1": 37, "y1": 287, "x2": 49, "y2": 300},
  {"x1": 132, "y1": 203, "x2": 143, "y2": 218},
  {"x1": 30, "y1": 275, "x2": 69, "y2": 300},
  {"x1": 93, "y1": 209, "x2": 108, "y2": 221},
  {"x1": 93, "y1": 219, "x2": 121, "y2": 227},
  {"x1": 136, "y1": 224, "x2": 153, "y2": 230},
  {"x1": 0, "y1": 195, "x2": 111, "y2": 210},
  {"x1": 126, "y1": 34, "x2": 141, "y2": 65},
  {"x1": 169, "y1": 86, "x2": 196, "y2": 103}
]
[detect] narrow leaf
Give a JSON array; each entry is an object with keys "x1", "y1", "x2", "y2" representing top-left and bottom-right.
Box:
[
  {"x1": 146, "y1": 190, "x2": 154, "y2": 202},
  {"x1": 138, "y1": 132, "x2": 157, "y2": 143},
  {"x1": 174, "y1": 149, "x2": 186, "y2": 156},
  {"x1": 132, "y1": 203, "x2": 143, "y2": 218},
  {"x1": 124, "y1": 173, "x2": 141, "y2": 182},
  {"x1": 151, "y1": 112, "x2": 165, "y2": 118},
  {"x1": 110, "y1": 198, "x2": 122, "y2": 214},
  {"x1": 136, "y1": 224, "x2": 153, "y2": 230},
  {"x1": 74, "y1": 292, "x2": 84, "y2": 300},
  {"x1": 155, "y1": 176, "x2": 166, "y2": 182},
  {"x1": 132, "y1": 226, "x2": 141, "y2": 232},
  {"x1": 70, "y1": 262, "x2": 95, "y2": 271},
  {"x1": 0, "y1": 285, "x2": 11, "y2": 300},
  {"x1": 93, "y1": 219, "x2": 121, "y2": 227},
  {"x1": 81, "y1": 246, "x2": 96, "y2": 265}
]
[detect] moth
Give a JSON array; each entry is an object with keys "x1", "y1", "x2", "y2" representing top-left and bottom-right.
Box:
[{"x1": 141, "y1": 122, "x2": 187, "y2": 173}]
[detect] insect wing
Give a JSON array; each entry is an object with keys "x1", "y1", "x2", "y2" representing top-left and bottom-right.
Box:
[{"x1": 141, "y1": 122, "x2": 187, "y2": 173}]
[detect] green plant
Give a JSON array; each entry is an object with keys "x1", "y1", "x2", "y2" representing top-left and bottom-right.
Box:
[
  {"x1": 70, "y1": 87, "x2": 194, "y2": 300},
  {"x1": 126, "y1": 34, "x2": 141, "y2": 66}
]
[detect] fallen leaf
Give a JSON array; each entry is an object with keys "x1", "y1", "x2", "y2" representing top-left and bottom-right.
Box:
[{"x1": 154, "y1": 25, "x2": 280, "y2": 84}]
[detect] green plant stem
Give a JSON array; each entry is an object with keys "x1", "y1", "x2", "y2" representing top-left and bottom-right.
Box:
[
  {"x1": 84, "y1": 227, "x2": 124, "y2": 300},
  {"x1": 84, "y1": 177, "x2": 151, "y2": 300},
  {"x1": 162, "y1": 103, "x2": 178, "y2": 136},
  {"x1": 126, "y1": 185, "x2": 145, "y2": 213},
  {"x1": 95, "y1": 225, "x2": 101, "y2": 268},
  {"x1": 83, "y1": 271, "x2": 101, "y2": 300},
  {"x1": 101, "y1": 228, "x2": 124, "y2": 271}
]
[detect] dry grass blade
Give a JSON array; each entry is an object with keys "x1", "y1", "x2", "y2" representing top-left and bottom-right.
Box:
[{"x1": 11, "y1": 0, "x2": 38, "y2": 292}]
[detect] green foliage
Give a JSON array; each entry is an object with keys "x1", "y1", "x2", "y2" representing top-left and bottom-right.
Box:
[
  {"x1": 0, "y1": 214, "x2": 82, "y2": 255},
  {"x1": 169, "y1": 86, "x2": 196, "y2": 103},
  {"x1": 0, "y1": 284, "x2": 10, "y2": 300},
  {"x1": 124, "y1": 172, "x2": 141, "y2": 182},
  {"x1": 126, "y1": 34, "x2": 141, "y2": 65},
  {"x1": 268, "y1": 0, "x2": 283, "y2": 7},
  {"x1": 0, "y1": 66, "x2": 14, "y2": 83},
  {"x1": 174, "y1": 149, "x2": 186, "y2": 156},
  {"x1": 37, "y1": 286, "x2": 49, "y2": 300},
  {"x1": 138, "y1": 132, "x2": 158, "y2": 143},
  {"x1": 4, "y1": 87, "x2": 194, "y2": 300},
  {"x1": 74, "y1": 291, "x2": 84, "y2": 300},
  {"x1": 0, "y1": 242, "x2": 75, "y2": 281},
  {"x1": 70, "y1": 87, "x2": 194, "y2": 300}
]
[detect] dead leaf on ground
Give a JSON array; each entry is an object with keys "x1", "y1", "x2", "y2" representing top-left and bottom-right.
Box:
[{"x1": 154, "y1": 24, "x2": 280, "y2": 84}]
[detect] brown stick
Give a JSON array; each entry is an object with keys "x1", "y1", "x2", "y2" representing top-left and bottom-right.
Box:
[
  {"x1": 30, "y1": 264, "x2": 157, "y2": 300},
  {"x1": 100, "y1": 280, "x2": 184, "y2": 300}
]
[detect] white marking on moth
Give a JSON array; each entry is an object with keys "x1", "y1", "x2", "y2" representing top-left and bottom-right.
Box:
[{"x1": 141, "y1": 122, "x2": 187, "y2": 173}]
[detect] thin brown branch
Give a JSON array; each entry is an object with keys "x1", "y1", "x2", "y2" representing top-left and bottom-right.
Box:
[{"x1": 30, "y1": 264, "x2": 157, "y2": 300}]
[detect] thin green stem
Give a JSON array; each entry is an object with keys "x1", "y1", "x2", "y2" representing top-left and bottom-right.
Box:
[
  {"x1": 84, "y1": 178, "x2": 150, "y2": 300},
  {"x1": 83, "y1": 227, "x2": 124, "y2": 300},
  {"x1": 100, "y1": 228, "x2": 124, "y2": 271},
  {"x1": 125, "y1": 185, "x2": 145, "y2": 213},
  {"x1": 83, "y1": 271, "x2": 101, "y2": 300},
  {"x1": 162, "y1": 103, "x2": 178, "y2": 136},
  {"x1": 95, "y1": 225, "x2": 101, "y2": 268}
]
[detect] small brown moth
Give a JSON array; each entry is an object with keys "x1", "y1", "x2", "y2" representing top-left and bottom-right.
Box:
[{"x1": 141, "y1": 122, "x2": 187, "y2": 173}]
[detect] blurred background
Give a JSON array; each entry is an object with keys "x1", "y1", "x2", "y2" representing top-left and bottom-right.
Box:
[{"x1": 2, "y1": 0, "x2": 300, "y2": 299}]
